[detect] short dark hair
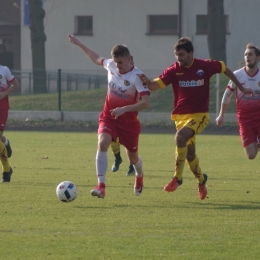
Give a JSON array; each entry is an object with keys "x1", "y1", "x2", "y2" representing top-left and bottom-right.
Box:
[
  {"x1": 111, "y1": 45, "x2": 130, "y2": 58},
  {"x1": 246, "y1": 43, "x2": 260, "y2": 56},
  {"x1": 174, "y1": 37, "x2": 194, "y2": 53}
]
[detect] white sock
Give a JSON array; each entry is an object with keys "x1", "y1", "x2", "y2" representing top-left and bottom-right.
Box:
[
  {"x1": 133, "y1": 156, "x2": 143, "y2": 177},
  {"x1": 96, "y1": 150, "x2": 107, "y2": 184}
]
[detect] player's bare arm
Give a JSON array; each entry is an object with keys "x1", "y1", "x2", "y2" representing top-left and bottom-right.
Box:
[
  {"x1": 110, "y1": 94, "x2": 150, "y2": 119},
  {"x1": 68, "y1": 34, "x2": 103, "y2": 65},
  {"x1": 137, "y1": 74, "x2": 160, "y2": 91},
  {"x1": 216, "y1": 103, "x2": 228, "y2": 127},
  {"x1": 224, "y1": 67, "x2": 254, "y2": 95},
  {"x1": 216, "y1": 88, "x2": 233, "y2": 127}
]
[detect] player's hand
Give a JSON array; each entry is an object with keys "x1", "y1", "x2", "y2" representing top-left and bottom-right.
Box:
[
  {"x1": 137, "y1": 74, "x2": 150, "y2": 85},
  {"x1": 68, "y1": 34, "x2": 80, "y2": 46},
  {"x1": 110, "y1": 107, "x2": 126, "y2": 118},
  {"x1": 242, "y1": 87, "x2": 254, "y2": 95},
  {"x1": 0, "y1": 92, "x2": 7, "y2": 100},
  {"x1": 216, "y1": 115, "x2": 224, "y2": 127}
]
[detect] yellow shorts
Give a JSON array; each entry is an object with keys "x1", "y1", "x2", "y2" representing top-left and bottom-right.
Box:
[{"x1": 174, "y1": 113, "x2": 210, "y2": 145}]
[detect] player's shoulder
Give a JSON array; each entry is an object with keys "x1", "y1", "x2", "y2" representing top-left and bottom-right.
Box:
[
  {"x1": 131, "y1": 65, "x2": 143, "y2": 75},
  {"x1": 233, "y1": 67, "x2": 245, "y2": 75},
  {"x1": 163, "y1": 62, "x2": 177, "y2": 72},
  {"x1": 0, "y1": 65, "x2": 8, "y2": 70},
  {"x1": 196, "y1": 58, "x2": 220, "y2": 65},
  {"x1": 104, "y1": 58, "x2": 113, "y2": 66},
  {"x1": 0, "y1": 65, "x2": 10, "y2": 73}
]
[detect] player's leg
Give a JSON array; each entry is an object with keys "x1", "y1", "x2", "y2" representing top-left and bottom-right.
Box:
[
  {"x1": 110, "y1": 141, "x2": 122, "y2": 172},
  {"x1": 239, "y1": 122, "x2": 258, "y2": 160},
  {"x1": 126, "y1": 163, "x2": 135, "y2": 176},
  {"x1": 244, "y1": 143, "x2": 258, "y2": 159},
  {"x1": 126, "y1": 149, "x2": 143, "y2": 196},
  {"x1": 257, "y1": 121, "x2": 260, "y2": 154},
  {"x1": 0, "y1": 110, "x2": 12, "y2": 182},
  {"x1": 186, "y1": 143, "x2": 203, "y2": 181},
  {"x1": 91, "y1": 121, "x2": 113, "y2": 198},
  {"x1": 0, "y1": 131, "x2": 12, "y2": 182},
  {"x1": 164, "y1": 126, "x2": 194, "y2": 192},
  {"x1": 164, "y1": 113, "x2": 209, "y2": 199},
  {"x1": 119, "y1": 120, "x2": 142, "y2": 195},
  {"x1": 184, "y1": 114, "x2": 209, "y2": 199},
  {"x1": 186, "y1": 143, "x2": 207, "y2": 200},
  {"x1": 1, "y1": 135, "x2": 12, "y2": 158}
]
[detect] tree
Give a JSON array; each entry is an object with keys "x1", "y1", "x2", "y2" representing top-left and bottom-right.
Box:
[
  {"x1": 28, "y1": 0, "x2": 47, "y2": 93},
  {"x1": 207, "y1": 0, "x2": 226, "y2": 63}
]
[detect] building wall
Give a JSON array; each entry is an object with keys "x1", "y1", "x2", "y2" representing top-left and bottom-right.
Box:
[
  {"x1": 20, "y1": 0, "x2": 260, "y2": 78},
  {"x1": 0, "y1": 0, "x2": 21, "y2": 70}
]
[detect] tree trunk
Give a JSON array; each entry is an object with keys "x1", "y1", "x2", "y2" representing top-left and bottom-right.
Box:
[
  {"x1": 207, "y1": 0, "x2": 226, "y2": 63},
  {"x1": 28, "y1": 0, "x2": 47, "y2": 93}
]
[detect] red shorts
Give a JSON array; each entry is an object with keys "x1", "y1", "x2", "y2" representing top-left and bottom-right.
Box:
[
  {"x1": 238, "y1": 120, "x2": 260, "y2": 147},
  {"x1": 0, "y1": 110, "x2": 8, "y2": 131},
  {"x1": 98, "y1": 117, "x2": 141, "y2": 153}
]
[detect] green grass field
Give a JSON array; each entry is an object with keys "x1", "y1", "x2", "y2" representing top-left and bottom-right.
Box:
[{"x1": 1, "y1": 131, "x2": 260, "y2": 259}]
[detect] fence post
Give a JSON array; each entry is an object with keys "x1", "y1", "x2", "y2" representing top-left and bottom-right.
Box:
[
  {"x1": 215, "y1": 73, "x2": 220, "y2": 117},
  {"x1": 58, "y1": 69, "x2": 61, "y2": 111},
  {"x1": 29, "y1": 72, "x2": 32, "y2": 94}
]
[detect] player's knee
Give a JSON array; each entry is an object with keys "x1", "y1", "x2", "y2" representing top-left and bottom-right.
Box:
[
  {"x1": 186, "y1": 153, "x2": 195, "y2": 162},
  {"x1": 128, "y1": 153, "x2": 139, "y2": 165},
  {"x1": 175, "y1": 134, "x2": 187, "y2": 147},
  {"x1": 98, "y1": 141, "x2": 110, "y2": 152},
  {"x1": 247, "y1": 153, "x2": 256, "y2": 160}
]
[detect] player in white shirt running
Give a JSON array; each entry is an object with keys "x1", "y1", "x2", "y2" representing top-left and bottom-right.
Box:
[
  {"x1": 216, "y1": 43, "x2": 260, "y2": 159},
  {"x1": 68, "y1": 34, "x2": 150, "y2": 198}
]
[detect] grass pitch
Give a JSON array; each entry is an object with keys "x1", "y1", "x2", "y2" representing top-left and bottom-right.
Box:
[{"x1": 1, "y1": 131, "x2": 260, "y2": 259}]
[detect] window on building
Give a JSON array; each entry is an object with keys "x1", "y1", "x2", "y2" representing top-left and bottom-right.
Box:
[
  {"x1": 76, "y1": 16, "x2": 93, "y2": 35},
  {"x1": 147, "y1": 15, "x2": 178, "y2": 35},
  {"x1": 196, "y1": 15, "x2": 229, "y2": 35}
]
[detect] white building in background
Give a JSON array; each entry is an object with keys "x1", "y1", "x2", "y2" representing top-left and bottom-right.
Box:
[{"x1": 20, "y1": 0, "x2": 260, "y2": 79}]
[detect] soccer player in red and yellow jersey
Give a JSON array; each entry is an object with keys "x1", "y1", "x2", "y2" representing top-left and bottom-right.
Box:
[{"x1": 138, "y1": 37, "x2": 254, "y2": 200}]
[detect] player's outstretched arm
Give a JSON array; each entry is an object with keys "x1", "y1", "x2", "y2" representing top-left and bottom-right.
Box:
[
  {"x1": 68, "y1": 34, "x2": 103, "y2": 65},
  {"x1": 137, "y1": 74, "x2": 160, "y2": 91},
  {"x1": 224, "y1": 67, "x2": 254, "y2": 95}
]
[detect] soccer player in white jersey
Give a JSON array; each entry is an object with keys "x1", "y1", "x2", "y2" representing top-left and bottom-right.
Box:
[
  {"x1": 216, "y1": 43, "x2": 260, "y2": 159},
  {"x1": 68, "y1": 34, "x2": 150, "y2": 198},
  {"x1": 0, "y1": 64, "x2": 19, "y2": 182}
]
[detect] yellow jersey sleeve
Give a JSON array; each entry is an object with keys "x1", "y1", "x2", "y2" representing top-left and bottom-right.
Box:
[
  {"x1": 219, "y1": 61, "x2": 226, "y2": 73},
  {"x1": 153, "y1": 77, "x2": 166, "y2": 89}
]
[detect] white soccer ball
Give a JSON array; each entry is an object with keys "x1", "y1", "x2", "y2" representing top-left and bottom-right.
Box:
[{"x1": 56, "y1": 181, "x2": 77, "y2": 202}]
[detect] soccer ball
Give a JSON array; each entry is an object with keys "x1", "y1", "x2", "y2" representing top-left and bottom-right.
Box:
[{"x1": 56, "y1": 181, "x2": 77, "y2": 202}]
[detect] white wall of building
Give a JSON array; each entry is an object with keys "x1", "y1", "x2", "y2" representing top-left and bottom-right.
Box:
[{"x1": 21, "y1": 0, "x2": 260, "y2": 78}]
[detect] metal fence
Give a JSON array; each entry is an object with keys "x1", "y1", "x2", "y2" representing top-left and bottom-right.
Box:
[
  {"x1": 12, "y1": 69, "x2": 108, "y2": 95},
  {"x1": 10, "y1": 69, "x2": 232, "y2": 114}
]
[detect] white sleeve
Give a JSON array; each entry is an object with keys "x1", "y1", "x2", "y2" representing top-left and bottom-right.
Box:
[
  {"x1": 134, "y1": 75, "x2": 149, "y2": 93},
  {"x1": 102, "y1": 59, "x2": 113, "y2": 71},
  {"x1": 221, "y1": 87, "x2": 234, "y2": 104},
  {"x1": 4, "y1": 67, "x2": 14, "y2": 82}
]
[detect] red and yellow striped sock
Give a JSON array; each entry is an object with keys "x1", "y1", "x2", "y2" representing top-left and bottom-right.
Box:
[
  {"x1": 174, "y1": 146, "x2": 187, "y2": 180},
  {"x1": 0, "y1": 141, "x2": 10, "y2": 172},
  {"x1": 186, "y1": 155, "x2": 204, "y2": 184}
]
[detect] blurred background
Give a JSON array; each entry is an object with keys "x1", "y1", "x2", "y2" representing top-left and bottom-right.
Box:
[{"x1": 0, "y1": 0, "x2": 258, "y2": 115}]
